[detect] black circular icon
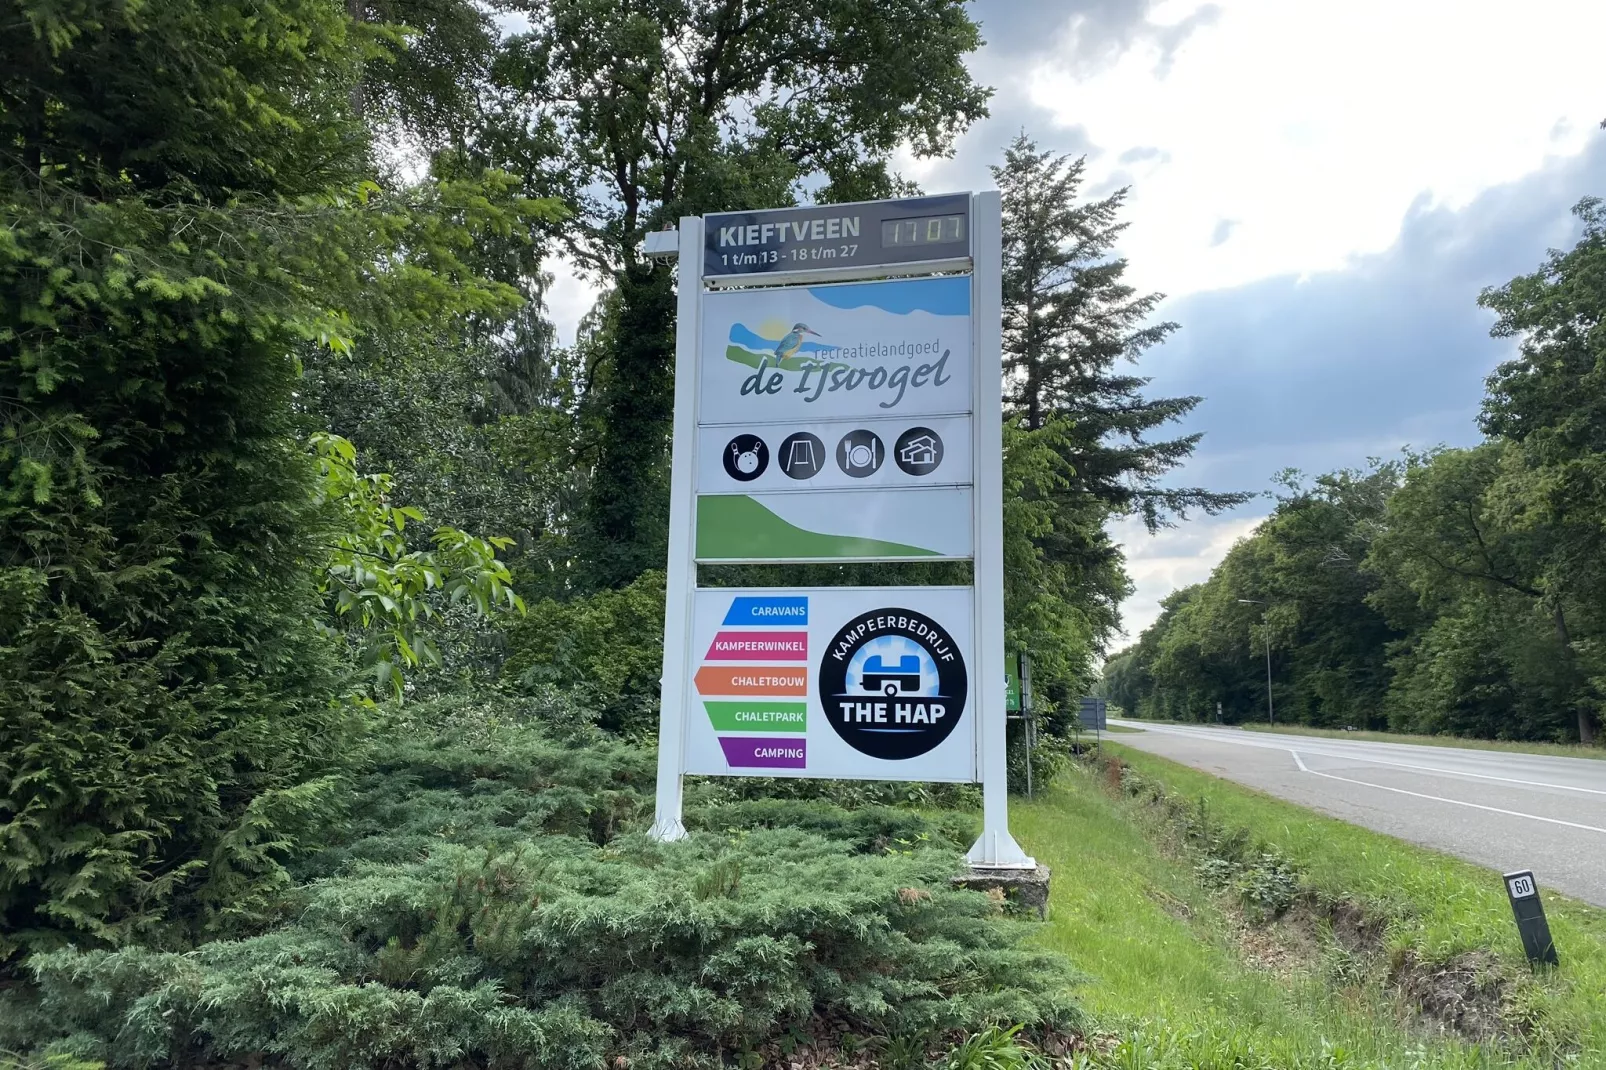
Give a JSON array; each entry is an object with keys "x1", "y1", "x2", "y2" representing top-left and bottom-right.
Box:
[
  {"x1": 836, "y1": 429, "x2": 884, "y2": 478},
  {"x1": 722, "y1": 434, "x2": 768, "y2": 482},
  {"x1": 777, "y1": 431, "x2": 826, "y2": 480},
  {"x1": 819, "y1": 608, "x2": 968, "y2": 760},
  {"x1": 894, "y1": 427, "x2": 945, "y2": 476}
]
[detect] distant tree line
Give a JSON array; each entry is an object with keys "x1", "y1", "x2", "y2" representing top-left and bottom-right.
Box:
[{"x1": 1103, "y1": 201, "x2": 1606, "y2": 746}]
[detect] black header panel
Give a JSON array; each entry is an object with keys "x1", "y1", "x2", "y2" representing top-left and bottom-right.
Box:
[{"x1": 703, "y1": 194, "x2": 971, "y2": 279}]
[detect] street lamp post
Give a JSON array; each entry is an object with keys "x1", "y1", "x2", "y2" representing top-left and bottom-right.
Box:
[{"x1": 1237, "y1": 599, "x2": 1274, "y2": 725}]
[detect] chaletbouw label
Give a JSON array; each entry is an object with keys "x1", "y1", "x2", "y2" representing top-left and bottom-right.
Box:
[{"x1": 684, "y1": 588, "x2": 975, "y2": 781}]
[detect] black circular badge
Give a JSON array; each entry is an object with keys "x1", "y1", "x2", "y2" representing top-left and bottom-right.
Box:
[
  {"x1": 836, "y1": 429, "x2": 884, "y2": 477},
  {"x1": 894, "y1": 426, "x2": 945, "y2": 476},
  {"x1": 722, "y1": 434, "x2": 768, "y2": 481},
  {"x1": 777, "y1": 431, "x2": 826, "y2": 479},
  {"x1": 818, "y1": 608, "x2": 968, "y2": 761}
]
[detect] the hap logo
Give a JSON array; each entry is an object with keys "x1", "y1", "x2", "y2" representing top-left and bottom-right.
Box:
[{"x1": 818, "y1": 608, "x2": 967, "y2": 760}]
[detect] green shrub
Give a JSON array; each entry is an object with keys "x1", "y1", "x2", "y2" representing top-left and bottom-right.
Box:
[
  {"x1": 11, "y1": 832, "x2": 1078, "y2": 1068},
  {"x1": 687, "y1": 797, "x2": 976, "y2": 854},
  {"x1": 1008, "y1": 727, "x2": 1076, "y2": 795},
  {"x1": 1, "y1": 0, "x2": 519, "y2": 965},
  {"x1": 944, "y1": 1023, "x2": 1047, "y2": 1070},
  {"x1": 295, "y1": 691, "x2": 657, "y2": 880},
  {"x1": 3, "y1": 697, "x2": 1082, "y2": 1067},
  {"x1": 502, "y1": 571, "x2": 666, "y2": 735},
  {"x1": 0, "y1": 1053, "x2": 102, "y2": 1070}
]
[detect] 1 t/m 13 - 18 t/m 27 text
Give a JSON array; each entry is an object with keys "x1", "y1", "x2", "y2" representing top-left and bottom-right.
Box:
[{"x1": 718, "y1": 244, "x2": 859, "y2": 268}]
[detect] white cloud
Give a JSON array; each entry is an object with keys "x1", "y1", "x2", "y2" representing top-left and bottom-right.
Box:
[
  {"x1": 544, "y1": 253, "x2": 600, "y2": 347},
  {"x1": 1111, "y1": 511, "x2": 1268, "y2": 647},
  {"x1": 1001, "y1": 0, "x2": 1605, "y2": 300}
]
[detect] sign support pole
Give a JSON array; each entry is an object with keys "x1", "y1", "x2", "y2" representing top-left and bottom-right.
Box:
[
  {"x1": 649, "y1": 216, "x2": 703, "y2": 843},
  {"x1": 966, "y1": 190, "x2": 1035, "y2": 870}
]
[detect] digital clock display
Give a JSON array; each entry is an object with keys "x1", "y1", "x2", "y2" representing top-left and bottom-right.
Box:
[{"x1": 881, "y1": 213, "x2": 966, "y2": 248}]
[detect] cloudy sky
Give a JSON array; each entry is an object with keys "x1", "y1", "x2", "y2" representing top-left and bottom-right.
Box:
[{"x1": 544, "y1": 0, "x2": 1606, "y2": 645}]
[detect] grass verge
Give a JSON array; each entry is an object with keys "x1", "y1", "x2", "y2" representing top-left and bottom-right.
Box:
[
  {"x1": 1238, "y1": 723, "x2": 1606, "y2": 761},
  {"x1": 1013, "y1": 747, "x2": 1606, "y2": 1068}
]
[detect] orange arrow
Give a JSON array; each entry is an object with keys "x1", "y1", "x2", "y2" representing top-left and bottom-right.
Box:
[{"x1": 694, "y1": 664, "x2": 808, "y2": 696}]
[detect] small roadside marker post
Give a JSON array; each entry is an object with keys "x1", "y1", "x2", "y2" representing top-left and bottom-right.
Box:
[{"x1": 1504, "y1": 870, "x2": 1558, "y2": 968}]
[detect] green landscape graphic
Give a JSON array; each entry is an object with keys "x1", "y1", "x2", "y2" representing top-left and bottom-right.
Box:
[{"x1": 696, "y1": 494, "x2": 940, "y2": 559}]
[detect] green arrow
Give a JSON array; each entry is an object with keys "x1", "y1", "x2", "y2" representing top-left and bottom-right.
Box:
[{"x1": 704, "y1": 701, "x2": 807, "y2": 732}]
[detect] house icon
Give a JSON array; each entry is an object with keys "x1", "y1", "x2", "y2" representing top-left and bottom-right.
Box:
[{"x1": 898, "y1": 435, "x2": 938, "y2": 467}]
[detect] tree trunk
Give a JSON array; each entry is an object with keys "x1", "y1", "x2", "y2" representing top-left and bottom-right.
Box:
[
  {"x1": 1550, "y1": 603, "x2": 1597, "y2": 745},
  {"x1": 576, "y1": 264, "x2": 677, "y2": 589}
]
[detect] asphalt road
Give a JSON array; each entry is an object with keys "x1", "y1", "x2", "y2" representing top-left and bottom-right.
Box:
[{"x1": 1106, "y1": 720, "x2": 1606, "y2": 908}]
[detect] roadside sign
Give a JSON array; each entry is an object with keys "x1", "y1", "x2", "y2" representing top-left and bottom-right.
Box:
[
  {"x1": 685, "y1": 587, "x2": 974, "y2": 781},
  {"x1": 650, "y1": 192, "x2": 1034, "y2": 870},
  {"x1": 1504, "y1": 869, "x2": 1558, "y2": 966},
  {"x1": 1005, "y1": 652, "x2": 1021, "y2": 713},
  {"x1": 1078, "y1": 697, "x2": 1107, "y2": 731}
]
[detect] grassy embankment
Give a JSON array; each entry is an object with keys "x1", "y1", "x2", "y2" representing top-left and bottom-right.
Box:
[{"x1": 1014, "y1": 746, "x2": 1606, "y2": 1069}]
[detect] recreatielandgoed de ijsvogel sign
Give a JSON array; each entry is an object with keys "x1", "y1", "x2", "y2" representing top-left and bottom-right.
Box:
[
  {"x1": 704, "y1": 194, "x2": 970, "y2": 278},
  {"x1": 653, "y1": 191, "x2": 1036, "y2": 870},
  {"x1": 689, "y1": 272, "x2": 976, "y2": 563}
]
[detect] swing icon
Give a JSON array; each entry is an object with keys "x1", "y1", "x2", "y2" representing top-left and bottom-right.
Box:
[
  {"x1": 786, "y1": 437, "x2": 816, "y2": 470},
  {"x1": 778, "y1": 431, "x2": 825, "y2": 479}
]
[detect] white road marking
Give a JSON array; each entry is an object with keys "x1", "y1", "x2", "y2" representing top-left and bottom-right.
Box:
[
  {"x1": 1128, "y1": 723, "x2": 1606, "y2": 797},
  {"x1": 1289, "y1": 750, "x2": 1606, "y2": 835}
]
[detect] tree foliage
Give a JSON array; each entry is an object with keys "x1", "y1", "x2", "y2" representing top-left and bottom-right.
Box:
[
  {"x1": 995, "y1": 134, "x2": 1250, "y2": 529},
  {"x1": 0, "y1": 0, "x2": 542, "y2": 963},
  {"x1": 312, "y1": 433, "x2": 525, "y2": 700}
]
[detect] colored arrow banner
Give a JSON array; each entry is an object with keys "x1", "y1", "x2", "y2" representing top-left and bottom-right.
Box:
[
  {"x1": 704, "y1": 630, "x2": 808, "y2": 661},
  {"x1": 722, "y1": 596, "x2": 809, "y2": 626},
  {"x1": 694, "y1": 665, "x2": 808, "y2": 696},
  {"x1": 718, "y1": 736, "x2": 807, "y2": 769},
  {"x1": 703, "y1": 701, "x2": 806, "y2": 732}
]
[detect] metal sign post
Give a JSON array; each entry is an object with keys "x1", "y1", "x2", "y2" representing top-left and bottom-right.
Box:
[
  {"x1": 1504, "y1": 870, "x2": 1559, "y2": 967},
  {"x1": 648, "y1": 192, "x2": 1033, "y2": 870}
]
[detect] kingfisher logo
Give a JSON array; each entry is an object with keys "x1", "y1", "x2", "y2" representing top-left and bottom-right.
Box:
[
  {"x1": 728, "y1": 319, "x2": 952, "y2": 411},
  {"x1": 817, "y1": 609, "x2": 967, "y2": 761}
]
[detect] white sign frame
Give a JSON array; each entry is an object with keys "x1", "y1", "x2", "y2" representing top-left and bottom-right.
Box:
[
  {"x1": 683, "y1": 586, "x2": 977, "y2": 782},
  {"x1": 650, "y1": 192, "x2": 1033, "y2": 870}
]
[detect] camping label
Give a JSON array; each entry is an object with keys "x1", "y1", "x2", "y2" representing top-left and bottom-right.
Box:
[{"x1": 684, "y1": 587, "x2": 975, "y2": 782}]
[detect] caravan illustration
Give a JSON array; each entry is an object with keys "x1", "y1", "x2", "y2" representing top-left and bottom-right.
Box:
[{"x1": 861, "y1": 654, "x2": 922, "y2": 696}]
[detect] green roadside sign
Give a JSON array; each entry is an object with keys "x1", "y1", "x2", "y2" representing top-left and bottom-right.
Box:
[{"x1": 1005, "y1": 652, "x2": 1022, "y2": 712}]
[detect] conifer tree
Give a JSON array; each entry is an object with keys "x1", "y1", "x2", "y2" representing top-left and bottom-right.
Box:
[{"x1": 994, "y1": 133, "x2": 1249, "y2": 529}]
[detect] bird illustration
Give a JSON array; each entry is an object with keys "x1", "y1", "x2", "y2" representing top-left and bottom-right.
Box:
[{"x1": 773, "y1": 323, "x2": 819, "y2": 362}]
